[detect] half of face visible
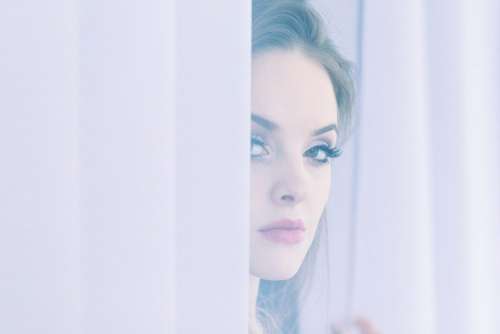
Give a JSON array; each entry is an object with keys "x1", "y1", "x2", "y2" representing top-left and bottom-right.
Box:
[{"x1": 250, "y1": 49, "x2": 340, "y2": 280}]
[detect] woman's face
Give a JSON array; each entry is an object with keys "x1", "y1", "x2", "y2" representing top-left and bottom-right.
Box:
[{"x1": 251, "y1": 49, "x2": 339, "y2": 280}]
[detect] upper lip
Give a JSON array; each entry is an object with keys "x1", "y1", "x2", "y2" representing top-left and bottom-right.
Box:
[{"x1": 258, "y1": 219, "x2": 305, "y2": 232}]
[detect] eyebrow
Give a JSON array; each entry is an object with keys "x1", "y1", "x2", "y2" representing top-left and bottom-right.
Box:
[
  {"x1": 251, "y1": 113, "x2": 338, "y2": 136},
  {"x1": 313, "y1": 123, "x2": 338, "y2": 136},
  {"x1": 251, "y1": 114, "x2": 278, "y2": 131}
]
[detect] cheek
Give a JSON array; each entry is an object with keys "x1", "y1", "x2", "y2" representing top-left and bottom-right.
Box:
[
  {"x1": 309, "y1": 167, "x2": 332, "y2": 215},
  {"x1": 250, "y1": 165, "x2": 268, "y2": 224}
]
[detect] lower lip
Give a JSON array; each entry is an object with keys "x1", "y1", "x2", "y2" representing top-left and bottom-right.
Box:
[{"x1": 259, "y1": 229, "x2": 305, "y2": 244}]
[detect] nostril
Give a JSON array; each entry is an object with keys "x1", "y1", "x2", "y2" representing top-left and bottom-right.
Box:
[{"x1": 281, "y1": 194, "x2": 294, "y2": 202}]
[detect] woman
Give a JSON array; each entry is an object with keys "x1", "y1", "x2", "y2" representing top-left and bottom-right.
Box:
[{"x1": 250, "y1": 1, "x2": 378, "y2": 333}]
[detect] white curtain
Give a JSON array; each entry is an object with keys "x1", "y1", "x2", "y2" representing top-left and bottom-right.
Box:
[
  {"x1": 303, "y1": 0, "x2": 500, "y2": 333},
  {"x1": 1, "y1": 1, "x2": 250, "y2": 333},
  {"x1": 173, "y1": 1, "x2": 250, "y2": 333},
  {"x1": 1, "y1": 0, "x2": 499, "y2": 334},
  {"x1": 1, "y1": 1, "x2": 81, "y2": 333}
]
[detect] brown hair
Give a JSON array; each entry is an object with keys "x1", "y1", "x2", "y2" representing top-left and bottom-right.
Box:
[{"x1": 252, "y1": 0, "x2": 356, "y2": 332}]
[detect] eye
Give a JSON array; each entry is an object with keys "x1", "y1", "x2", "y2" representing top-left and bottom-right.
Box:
[
  {"x1": 251, "y1": 135, "x2": 270, "y2": 159},
  {"x1": 304, "y1": 144, "x2": 342, "y2": 165}
]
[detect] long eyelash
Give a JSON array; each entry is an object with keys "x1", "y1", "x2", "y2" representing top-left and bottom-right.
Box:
[
  {"x1": 251, "y1": 135, "x2": 265, "y2": 145},
  {"x1": 251, "y1": 135, "x2": 270, "y2": 157},
  {"x1": 251, "y1": 136, "x2": 266, "y2": 151},
  {"x1": 325, "y1": 146, "x2": 343, "y2": 158},
  {"x1": 303, "y1": 144, "x2": 342, "y2": 165},
  {"x1": 311, "y1": 144, "x2": 342, "y2": 159}
]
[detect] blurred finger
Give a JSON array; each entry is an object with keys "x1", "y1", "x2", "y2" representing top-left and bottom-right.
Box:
[{"x1": 354, "y1": 317, "x2": 381, "y2": 334}]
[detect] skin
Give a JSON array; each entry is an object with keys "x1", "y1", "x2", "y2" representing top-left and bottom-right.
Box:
[
  {"x1": 250, "y1": 48, "x2": 338, "y2": 280},
  {"x1": 248, "y1": 49, "x2": 379, "y2": 334},
  {"x1": 249, "y1": 48, "x2": 338, "y2": 332}
]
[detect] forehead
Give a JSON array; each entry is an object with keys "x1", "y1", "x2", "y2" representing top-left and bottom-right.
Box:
[{"x1": 251, "y1": 49, "x2": 338, "y2": 132}]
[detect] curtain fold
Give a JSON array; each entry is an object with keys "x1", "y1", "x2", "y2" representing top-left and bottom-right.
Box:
[
  {"x1": 352, "y1": 0, "x2": 436, "y2": 333},
  {"x1": 166, "y1": 0, "x2": 176, "y2": 332},
  {"x1": 1, "y1": 0, "x2": 498, "y2": 333},
  {"x1": 173, "y1": 1, "x2": 251, "y2": 333},
  {"x1": 0, "y1": 2, "x2": 81, "y2": 333},
  {"x1": 305, "y1": 0, "x2": 500, "y2": 333},
  {"x1": 79, "y1": 1, "x2": 173, "y2": 333}
]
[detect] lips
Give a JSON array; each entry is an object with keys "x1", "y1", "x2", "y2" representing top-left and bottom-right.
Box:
[{"x1": 258, "y1": 219, "x2": 305, "y2": 245}]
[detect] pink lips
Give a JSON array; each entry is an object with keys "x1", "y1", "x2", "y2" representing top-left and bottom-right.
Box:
[{"x1": 258, "y1": 219, "x2": 305, "y2": 245}]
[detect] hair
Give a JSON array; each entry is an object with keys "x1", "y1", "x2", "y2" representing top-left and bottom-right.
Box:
[{"x1": 252, "y1": 0, "x2": 355, "y2": 333}]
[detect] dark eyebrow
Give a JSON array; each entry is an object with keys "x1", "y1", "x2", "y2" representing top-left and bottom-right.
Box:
[
  {"x1": 251, "y1": 114, "x2": 278, "y2": 131},
  {"x1": 251, "y1": 113, "x2": 338, "y2": 136},
  {"x1": 312, "y1": 123, "x2": 338, "y2": 136}
]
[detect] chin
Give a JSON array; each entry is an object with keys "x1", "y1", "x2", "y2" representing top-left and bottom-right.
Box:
[
  {"x1": 264, "y1": 269, "x2": 300, "y2": 281},
  {"x1": 252, "y1": 259, "x2": 303, "y2": 281}
]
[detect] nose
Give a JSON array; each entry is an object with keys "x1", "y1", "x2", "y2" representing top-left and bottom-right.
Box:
[{"x1": 270, "y1": 163, "x2": 307, "y2": 206}]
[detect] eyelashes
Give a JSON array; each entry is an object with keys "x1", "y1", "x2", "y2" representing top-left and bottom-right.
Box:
[
  {"x1": 251, "y1": 134, "x2": 342, "y2": 164},
  {"x1": 250, "y1": 135, "x2": 270, "y2": 158},
  {"x1": 304, "y1": 144, "x2": 342, "y2": 164}
]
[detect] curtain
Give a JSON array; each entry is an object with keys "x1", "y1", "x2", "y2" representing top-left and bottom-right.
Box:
[
  {"x1": 1, "y1": 0, "x2": 499, "y2": 333},
  {"x1": 1, "y1": 1, "x2": 81, "y2": 333},
  {"x1": 1, "y1": 1, "x2": 250, "y2": 333},
  {"x1": 303, "y1": 0, "x2": 500, "y2": 333},
  {"x1": 173, "y1": 1, "x2": 250, "y2": 333}
]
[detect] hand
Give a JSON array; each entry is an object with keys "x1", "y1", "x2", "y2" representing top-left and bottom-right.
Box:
[{"x1": 331, "y1": 316, "x2": 381, "y2": 334}]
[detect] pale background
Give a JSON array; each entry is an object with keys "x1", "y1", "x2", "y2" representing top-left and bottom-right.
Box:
[
  {"x1": 304, "y1": 0, "x2": 500, "y2": 333},
  {"x1": 1, "y1": 0, "x2": 499, "y2": 333}
]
